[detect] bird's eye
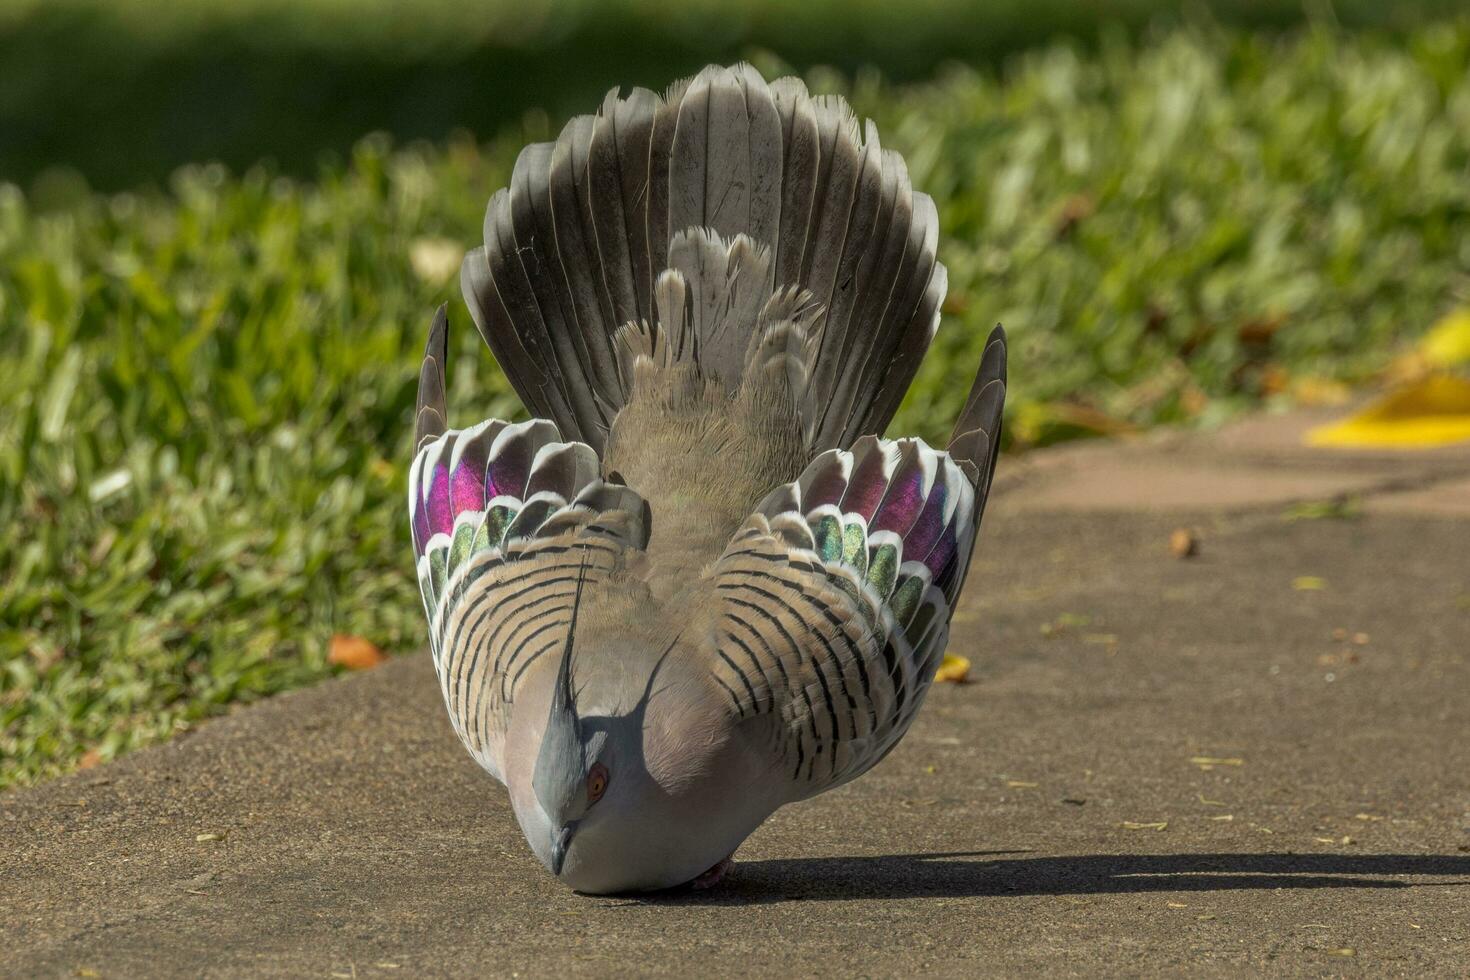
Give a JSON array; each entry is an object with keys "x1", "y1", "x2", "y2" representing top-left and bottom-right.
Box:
[{"x1": 587, "y1": 762, "x2": 609, "y2": 803}]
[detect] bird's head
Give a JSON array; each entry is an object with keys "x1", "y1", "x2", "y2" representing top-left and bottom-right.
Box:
[{"x1": 506, "y1": 618, "x2": 771, "y2": 893}]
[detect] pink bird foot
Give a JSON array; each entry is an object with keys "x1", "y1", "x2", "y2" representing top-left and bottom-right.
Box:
[{"x1": 690, "y1": 855, "x2": 735, "y2": 890}]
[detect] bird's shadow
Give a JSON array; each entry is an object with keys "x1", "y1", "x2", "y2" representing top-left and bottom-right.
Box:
[{"x1": 633, "y1": 850, "x2": 1470, "y2": 905}]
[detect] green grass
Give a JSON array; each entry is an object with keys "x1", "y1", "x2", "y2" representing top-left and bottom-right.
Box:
[
  {"x1": 4, "y1": 23, "x2": 1470, "y2": 787},
  {"x1": 4, "y1": 0, "x2": 1466, "y2": 189}
]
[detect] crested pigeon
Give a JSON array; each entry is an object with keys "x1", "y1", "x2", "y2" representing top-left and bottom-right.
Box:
[{"x1": 408, "y1": 64, "x2": 1006, "y2": 894}]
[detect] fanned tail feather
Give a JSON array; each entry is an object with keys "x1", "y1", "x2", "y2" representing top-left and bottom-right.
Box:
[{"x1": 461, "y1": 63, "x2": 947, "y2": 455}]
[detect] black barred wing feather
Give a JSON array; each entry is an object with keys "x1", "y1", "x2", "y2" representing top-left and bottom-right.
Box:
[
  {"x1": 707, "y1": 436, "x2": 984, "y2": 799},
  {"x1": 409, "y1": 419, "x2": 648, "y2": 782}
]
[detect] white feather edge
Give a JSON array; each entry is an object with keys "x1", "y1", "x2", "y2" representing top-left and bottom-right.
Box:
[{"x1": 783, "y1": 436, "x2": 977, "y2": 534}]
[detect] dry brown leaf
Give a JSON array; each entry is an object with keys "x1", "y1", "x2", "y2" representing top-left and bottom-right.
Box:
[
  {"x1": 935, "y1": 653, "x2": 971, "y2": 684},
  {"x1": 1054, "y1": 193, "x2": 1095, "y2": 238},
  {"x1": 941, "y1": 291, "x2": 972, "y2": 316},
  {"x1": 29, "y1": 642, "x2": 63, "y2": 673},
  {"x1": 329, "y1": 634, "x2": 387, "y2": 671},
  {"x1": 1180, "y1": 385, "x2": 1209, "y2": 417},
  {"x1": 1291, "y1": 376, "x2": 1351, "y2": 407},
  {"x1": 1238, "y1": 315, "x2": 1284, "y2": 345},
  {"x1": 1259, "y1": 363, "x2": 1289, "y2": 396},
  {"x1": 77, "y1": 748, "x2": 102, "y2": 770}
]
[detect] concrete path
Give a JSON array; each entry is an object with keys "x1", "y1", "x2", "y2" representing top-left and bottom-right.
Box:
[{"x1": 5, "y1": 410, "x2": 1469, "y2": 977}]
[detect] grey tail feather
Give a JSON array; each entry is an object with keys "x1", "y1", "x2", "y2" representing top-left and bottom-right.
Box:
[
  {"x1": 460, "y1": 63, "x2": 946, "y2": 456},
  {"x1": 946, "y1": 324, "x2": 1007, "y2": 500},
  {"x1": 414, "y1": 304, "x2": 449, "y2": 452}
]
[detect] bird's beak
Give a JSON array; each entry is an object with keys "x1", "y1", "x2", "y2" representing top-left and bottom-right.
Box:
[{"x1": 549, "y1": 823, "x2": 576, "y2": 876}]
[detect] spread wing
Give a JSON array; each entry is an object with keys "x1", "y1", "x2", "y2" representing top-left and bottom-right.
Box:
[
  {"x1": 409, "y1": 416, "x2": 649, "y2": 783},
  {"x1": 704, "y1": 429, "x2": 998, "y2": 800}
]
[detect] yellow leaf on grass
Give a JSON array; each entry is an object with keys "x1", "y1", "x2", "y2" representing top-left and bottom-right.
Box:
[
  {"x1": 935, "y1": 653, "x2": 971, "y2": 684},
  {"x1": 1306, "y1": 374, "x2": 1470, "y2": 449},
  {"x1": 1421, "y1": 308, "x2": 1470, "y2": 368},
  {"x1": 1385, "y1": 309, "x2": 1470, "y2": 382},
  {"x1": 329, "y1": 634, "x2": 387, "y2": 670}
]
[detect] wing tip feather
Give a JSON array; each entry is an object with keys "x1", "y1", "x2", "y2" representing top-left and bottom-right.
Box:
[{"x1": 414, "y1": 304, "x2": 450, "y2": 453}]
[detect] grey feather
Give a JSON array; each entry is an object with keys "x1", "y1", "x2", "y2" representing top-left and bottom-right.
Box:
[
  {"x1": 474, "y1": 192, "x2": 572, "y2": 433},
  {"x1": 555, "y1": 113, "x2": 625, "y2": 409},
  {"x1": 414, "y1": 304, "x2": 449, "y2": 452},
  {"x1": 618, "y1": 89, "x2": 663, "y2": 316},
  {"x1": 587, "y1": 90, "x2": 643, "y2": 344},
  {"x1": 518, "y1": 140, "x2": 606, "y2": 437},
  {"x1": 949, "y1": 324, "x2": 1008, "y2": 495},
  {"x1": 770, "y1": 76, "x2": 819, "y2": 290}
]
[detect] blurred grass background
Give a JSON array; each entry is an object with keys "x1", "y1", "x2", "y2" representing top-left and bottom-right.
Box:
[
  {"x1": 6, "y1": 0, "x2": 1466, "y2": 190},
  {"x1": 3, "y1": 2, "x2": 1470, "y2": 786}
]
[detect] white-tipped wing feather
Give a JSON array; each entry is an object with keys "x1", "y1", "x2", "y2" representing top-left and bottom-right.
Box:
[
  {"x1": 703, "y1": 435, "x2": 988, "y2": 799},
  {"x1": 409, "y1": 419, "x2": 649, "y2": 781}
]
